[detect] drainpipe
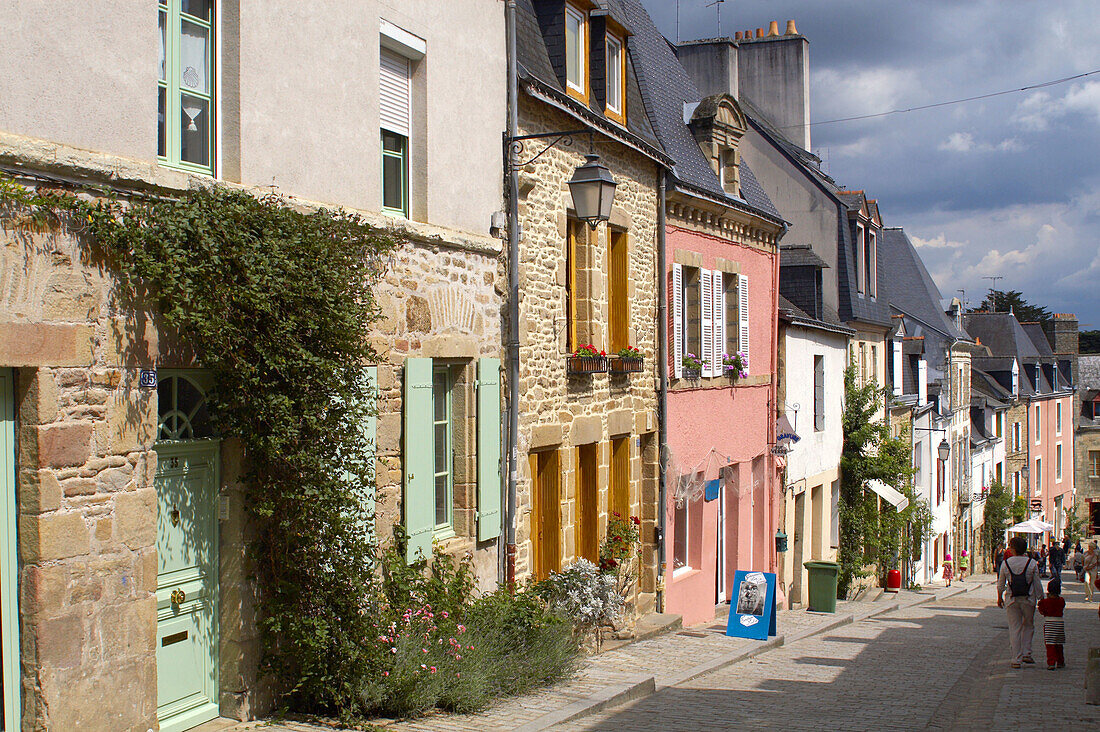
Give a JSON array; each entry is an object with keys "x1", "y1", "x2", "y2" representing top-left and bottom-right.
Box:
[
  {"x1": 503, "y1": 0, "x2": 520, "y2": 588},
  {"x1": 656, "y1": 170, "x2": 668, "y2": 612}
]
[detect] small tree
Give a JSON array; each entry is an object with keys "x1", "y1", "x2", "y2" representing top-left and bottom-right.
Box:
[
  {"x1": 1064, "y1": 503, "x2": 1087, "y2": 544},
  {"x1": 980, "y1": 481, "x2": 1012, "y2": 560},
  {"x1": 838, "y1": 367, "x2": 916, "y2": 596}
]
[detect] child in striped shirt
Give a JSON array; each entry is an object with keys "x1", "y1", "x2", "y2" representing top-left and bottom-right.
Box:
[{"x1": 1037, "y1": 578, "x2": 1066, "y2": 670}]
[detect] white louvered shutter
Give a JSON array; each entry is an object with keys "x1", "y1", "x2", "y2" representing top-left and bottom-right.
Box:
[
  {"x1": 713, "y1": 272, "x2": 726, "y2": 375},
  {"x1": 672, "y1": 264, "x2": 683, "y2": 379},
  {"x1": 380, "y1": 48, "x2": 411, "y2": 136},
  {"x1": 701, "y1": 270, "x2": 713, "y2": 377},
  {"x1": 738, "y1": 273, "x2": 750, "y2": 373}
]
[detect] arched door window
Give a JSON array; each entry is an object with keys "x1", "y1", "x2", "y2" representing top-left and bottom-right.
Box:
[{"x1": 157, "y1": 373, "x2": 214, "y2": 441}]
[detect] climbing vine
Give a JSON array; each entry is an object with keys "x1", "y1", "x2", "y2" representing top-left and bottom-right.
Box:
[
  {"x1": 838, "y1": 366, "x2": 919, "y2": 597},
  {"x1": 1, "y1": 176, "x2": 398, "y2": 715}
]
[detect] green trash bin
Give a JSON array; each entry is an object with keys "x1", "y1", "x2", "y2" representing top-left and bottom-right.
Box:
[{"x1": 804, "y1": 560, "x2": 840, "y2": 613}]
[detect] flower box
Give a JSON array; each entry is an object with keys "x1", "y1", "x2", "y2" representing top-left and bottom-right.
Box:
[
  {"x1": 568, "y1": 355, "x2": 608, "y2": 374},
  {"x1": 609, "y1": 356, "x2": 644, "y2": 374},
  {"x1": 682, "y1": 368, "x2": 702, "y2": 381}
]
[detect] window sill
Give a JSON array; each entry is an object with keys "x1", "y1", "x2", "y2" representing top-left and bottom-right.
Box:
[
  {"x1": 671, "y1": 566, "x2": 697, "y2": 580},
  {"x1": 433, "y1": 527, "x2": 456, "y2": 542}
]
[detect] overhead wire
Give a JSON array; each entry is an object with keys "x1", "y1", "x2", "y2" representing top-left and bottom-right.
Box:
[{"x1": 799, "y1": 67, "x2": 1100, "y2": 129}]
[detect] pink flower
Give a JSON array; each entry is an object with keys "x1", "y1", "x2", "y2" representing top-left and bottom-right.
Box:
[
  {"x1": 383, "y1": 671, "x2": 389, "y2": 677},
  {"x1": 422, "y1": 648, "x2": 428, "y2": 654},
  {"x1": 430, "y1": 666, "x2": 437, "y2": 674},
  {"x1": 456, "y1": 673, "x2": 461, "y2": 678},
  {"x1": 390, "y1": 647, "x2": 397, "y2": 654},
  {"x1": 455, "y1": 654, "x2": 462, "y2": 660},
  {"x1": 457, "y1": 624, "x2": 466, "y2": 633},
  {"x1": 441, "y1": 611, "x2": 449, "y2": 619},
  {"x1": 421, "y1": 663, "x2": 427, "y2": 669}
]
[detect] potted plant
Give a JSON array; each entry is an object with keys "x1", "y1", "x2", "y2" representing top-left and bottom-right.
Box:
[
  {"x1": 609, "y1": 345, "x2": 644, "y2": 374},
  {"x1": 568, "y1": 344, "x2": 608, "y2": 374},
  {"x1": 681, "y1": 353, "x2": 705, "y2": 380},
  {"x1": 722, "y1": 351, "x2": 748, "y2": 380}
]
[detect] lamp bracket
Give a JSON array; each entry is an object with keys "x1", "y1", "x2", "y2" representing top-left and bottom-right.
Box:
[
  {"x1": 912, "y1": 427, "x2": 947, "y2": 434},
  {"x1": 505, "y1": 129, "x2": 591, "y2": 170}
]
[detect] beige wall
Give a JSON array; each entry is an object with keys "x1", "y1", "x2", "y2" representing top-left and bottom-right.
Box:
[
  {"x1": 0, "y1": 1, "x2": 505, "y2": 236},
  {"x1": 780, "y1": 467, "x2": 839, "y2": 608}
]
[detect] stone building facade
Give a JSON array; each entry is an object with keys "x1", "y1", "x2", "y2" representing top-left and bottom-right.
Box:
[{"x1": 0, "y1": 0, "x2": 507, "y2": 729}]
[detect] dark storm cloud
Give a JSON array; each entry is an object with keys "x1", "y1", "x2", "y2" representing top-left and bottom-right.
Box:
[{"x1": 642, "y1": 0, "x2": 1100, "y2": 322}]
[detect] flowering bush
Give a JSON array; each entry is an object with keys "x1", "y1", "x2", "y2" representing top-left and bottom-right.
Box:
[
  {"x1": 722, "y1": 352, "x2": 748, "y2": 379},
  {"x1": 599, "y1": 514, "x2": 642, "y2": 603},
  {"x1": 572, "y1": 343, "x2": 606, "y2": 358},
  {"x1": 682, "y1": 352, "x2": 706, "y2": 373},
  {"x1": 617, "y1": 345, "x2": 643, "y2": 359},
  {"x1": 537, "y1": 559, "x2": 624, "y2": 635}
]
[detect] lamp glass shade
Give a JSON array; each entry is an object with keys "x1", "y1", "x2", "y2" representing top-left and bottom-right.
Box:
[
  {"x1": 937, "y1": 438, "x2": 951, "y2": 462},
  {"x1": 568, "y1": 154, "x2": 617, "y2": 227}
]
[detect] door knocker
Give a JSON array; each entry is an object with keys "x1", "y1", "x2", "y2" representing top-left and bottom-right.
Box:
[{"x1": 171, "y1": 588, "x2": 186, "y2": 605}]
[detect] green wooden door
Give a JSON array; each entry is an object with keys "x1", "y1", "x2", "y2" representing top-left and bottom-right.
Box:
[
  {"x1": 155, "y1": 440, "x2": 219, "y2": 732},
  {"x1": 0, "y1": 370, "x2": 19, "y2": 731}
]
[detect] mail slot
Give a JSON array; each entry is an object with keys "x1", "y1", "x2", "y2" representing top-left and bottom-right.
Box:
[{"x1": 161, "y1": 630, "x2": 189, "y2": 647}]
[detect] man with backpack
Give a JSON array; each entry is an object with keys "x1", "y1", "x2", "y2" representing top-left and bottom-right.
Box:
[{"x1": 997, "y1": 536, "x2": 1045, "y2": 668}]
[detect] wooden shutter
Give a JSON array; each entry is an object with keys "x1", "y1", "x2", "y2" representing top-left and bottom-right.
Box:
[
  {"x1": 738, "y1": 273, "x2": 750, "y2": 371},
  {"x1": 609, "y1": 231, "x2": 629, "y2": 352},
  {"x1": 567, "y1": 222, "x2": 579, "y2": 352},
  {"x1": 403, "y1": 358, "x2": 435, "y2": 562},
  {"x1": 611, "y1": 436, "x2": 630, "y2": 518},
  {"x1": 713, "y1": 271, "x2": 726, "y2": 373},
  {"x1": 700, "y1": 270, "x2": 713, "y2": 377},
  {"x1": 672, "y1": 263, "x2": 683, "y2": 379},
  {"x1": 477, "y1": 358, "x2": 502, "y2": 541},
  {"x1": 380, "y1": 48, "x2": 411, "y2": 136}
]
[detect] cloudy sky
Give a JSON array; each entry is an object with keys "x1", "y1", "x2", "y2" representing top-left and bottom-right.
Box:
[{"x1": 642, "y1": 0, "x2": 1100, "y2": 326}]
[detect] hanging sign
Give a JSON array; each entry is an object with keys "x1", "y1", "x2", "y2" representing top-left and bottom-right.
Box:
[
  {"x1": 704, "y1": 479, "x2": 721, "y2": 502},
  {"x1": 774, "y1": 414, "x2": 800, "y2": 455},
  {"x1": 726, "y1": 570, "x2": 777, "y2": 640}
]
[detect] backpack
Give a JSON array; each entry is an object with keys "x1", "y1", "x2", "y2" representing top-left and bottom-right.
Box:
[{"x1": 1006, "y1": 558, "x2": 1032, "y2": 598}]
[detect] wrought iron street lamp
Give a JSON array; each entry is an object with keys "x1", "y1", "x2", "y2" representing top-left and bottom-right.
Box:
[
  {"x1": 567, "y1": 154, "x2": 617, "y2": 228},
  {"x1": 937, "y1": 438, "x2": 951, "y2": 462}
]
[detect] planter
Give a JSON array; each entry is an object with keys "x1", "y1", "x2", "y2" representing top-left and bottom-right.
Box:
[
  {"x1": 609, "y1": 356, "x2": 644, "y2": 374},
  {"x1": 682, "y1": 368, "x2": 702, "y2": 380},
  {"x1": 568, "y1": 355, "x2": 608, "y2": 374},
  {"x1": 723, "y1": 367, "x2": 745, "y2": 381}
]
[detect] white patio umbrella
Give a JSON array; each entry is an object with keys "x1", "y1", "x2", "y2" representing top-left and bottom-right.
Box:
[{"x1": 1007, "y1": 519, "x2": 1055, "y2": 534}]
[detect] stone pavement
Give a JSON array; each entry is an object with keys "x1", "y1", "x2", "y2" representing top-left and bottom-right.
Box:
[
  {"x1": 229, "y1": 577, "x2": 991, "y2": 732},
  {"x1": 563, "y1": 571, "x2": 1100, "y2": 731}
]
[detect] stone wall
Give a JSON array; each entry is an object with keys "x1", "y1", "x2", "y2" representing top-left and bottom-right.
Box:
[
  {"x1": 514, "y1": 97, "x2": 660, "y2": 609},
  {"x1": 369, "y1": 234, "x2": 504, "y2": 588}
]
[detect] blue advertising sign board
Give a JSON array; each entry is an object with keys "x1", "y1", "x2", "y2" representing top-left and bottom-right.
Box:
[{"x1": 725, "y1": 570, "x2": 777, "y2": 640}]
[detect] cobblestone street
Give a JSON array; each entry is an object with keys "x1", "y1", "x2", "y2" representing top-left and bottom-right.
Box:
[{"x1": 565, "y1": 575, "x2": 1100, "y2": 731}]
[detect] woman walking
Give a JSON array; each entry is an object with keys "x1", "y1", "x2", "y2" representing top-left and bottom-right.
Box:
[{"x1": 1085, "y1": 543, "x2": 1098, "y2": 602}]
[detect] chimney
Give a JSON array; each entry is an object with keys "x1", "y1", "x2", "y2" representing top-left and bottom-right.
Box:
[
  {"x1": 737, "y1": 20, "x2": 812, "y2": 150},
  {"x1": 734, "y1": 31, "x2": 743, "y2": 40},
  {"x1": 675, "y1": 38, "x2": 739, "y2": 100},
  {"x1": 756, "y1": 27, "x2": 764, "y2": 38},
  {"x1": 918, "y1": 358, "x2": 928, "y2": 406},
  {"x1": 768, "y1": 21, "x2": 780, "y2": 36}
]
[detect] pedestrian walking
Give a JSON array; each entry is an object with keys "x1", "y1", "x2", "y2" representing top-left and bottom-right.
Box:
[
  {"x1": 1084, "y1": 542, "x2": 1098, "y2": 602},
  {"x1": 1037, "y1": 578, "x2": 1066, "y2": 670},
  {"x1": 958, "y1": 550, "x2": 969, "y2": 581},
  {"x1": 994, "y1": 544, "x2": 1005, "y2": 574},
  {"x1": 1039, "y1": 544, "x2": 1048, "y2": 577},
  {"x1": 998, "y1": 536, "x2": 1044, "y2": 668},
  {"x1": 943, "y1": 553, "x2": 954, "y2": 586},
  {"x1": 1073, "y1": 548, "x2": 1085, "y2": 583},
  {"x1": 1049, "y1": 542, "x2": 1066, "y2": 578}
]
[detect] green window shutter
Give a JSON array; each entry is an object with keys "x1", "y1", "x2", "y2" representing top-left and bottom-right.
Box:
[
  {"x1": 404, "y1": 358, "x2": 435, "y2": 562},
  {"x1": 477, "y1": 358, "x2": 503, "y2": 541}
]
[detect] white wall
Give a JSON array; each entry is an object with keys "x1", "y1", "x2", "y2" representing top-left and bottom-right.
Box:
[{"x1": 783, "y1": 325, "x2": 846, "y2": 483}]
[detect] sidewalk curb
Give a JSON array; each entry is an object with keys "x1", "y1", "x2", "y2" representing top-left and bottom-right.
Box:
[
  {"x1": 513, "y1": 675, "x2": 655, "y2": 732},
  {"x1": 656, "y1": 635, "x2": 785, "y2": 689}
]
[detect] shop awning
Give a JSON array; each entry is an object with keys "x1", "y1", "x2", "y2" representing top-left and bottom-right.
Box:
[
  {"x1": 864, "y1": 479, "x2": 909, "y2": 512},
  {"x1": 1007, "y1": 519, "x2": 1054, "y2": 534}
]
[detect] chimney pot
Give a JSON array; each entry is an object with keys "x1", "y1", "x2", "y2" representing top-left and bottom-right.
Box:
[
  {"x1": 734, "y1": 31, "x2": 743, "y2": 40},
  {"x1": 756, "y1": 27, "x2": 764, "y2": 38},
  {"x1": 786, "y1": 19, "x2": 798, "y2": 35},
  {"x1": 768, "y1": 21, "x2": 780, "y2": 37}
]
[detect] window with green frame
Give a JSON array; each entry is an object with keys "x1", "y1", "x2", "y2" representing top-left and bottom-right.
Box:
[
  {"x1": 432, "y1": 366, "x2": 453, "y2": 533},
  {"x1": 381, "y1": 131, "x2": 409, "y2": 217},
  {"x1": 159, "y1": 0, "x2": 215, "y2": 173}
]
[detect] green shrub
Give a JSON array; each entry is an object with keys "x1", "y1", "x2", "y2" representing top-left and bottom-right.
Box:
[{"x1": 536, "y1": 559, "x2": 624, "y2": 635}]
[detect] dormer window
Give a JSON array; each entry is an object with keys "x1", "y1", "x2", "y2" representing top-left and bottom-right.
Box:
[
  {"x1": 718, "y1": 148, "x2": 739, "y2": 196},
  {"x1": 565, "y1": 3, "x2": 588, "y2": 102},
  {"x1": 605, "y1": 32, "x2": 625, "y2": 123}
]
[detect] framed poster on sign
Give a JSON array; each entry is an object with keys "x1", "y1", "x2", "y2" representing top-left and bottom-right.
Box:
[{"x1": 725, "y1": 570, "x2": 777, "y2": 640}]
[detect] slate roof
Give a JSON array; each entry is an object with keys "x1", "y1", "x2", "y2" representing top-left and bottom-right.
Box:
[
  {"x1": 778, "y1": 295, "x2": 854, "y2": 335},
  {"x1": 617, "y1": 0, "x2": 781, "y2": 221},
  {"x1": 780, "y1": 244, "x2": 829, "y2": 268},
  {"x1": 963, "y1": 312, "x2": 1043, "y2": 364},
  {"x1": 879, "y1": 228, "x2": 967, "y2": 341},
  {"x1": 1021, "y1": 322, "x2": 1055, "y2": 357}
]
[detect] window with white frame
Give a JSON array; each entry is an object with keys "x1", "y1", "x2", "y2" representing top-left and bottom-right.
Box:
[
  {"x1": 1090, "y1": 450, "x2": 1100, "y2": 478},
  {"x1": 1013, "y1": 421, "x2": 1021, "y2": 452},
  {"x1": 855, "y1": 223, "x2": 866, "y2": 295},
  {"x1": 1035, "y1": 404, "x2": 1041, "y2": 444},
  {"x1": 1035, "y1": 457, "x2": 1042, "y2": 494},
  {"x1": 865, "y1": 230, "x2": 877, "y2": 298},
  {"x1": 813, "y1": 355, "x2": 825, "y2": 431},
  {"x1": 1056, "y1": 443, "x2": 1063, "y2": 481},
  {"x1": 673, "y1": 495, "x2": 689, "y2": 571},
  {"x1": 1056, "y1": 401, "x2": 1063, "y2": 434},
  {"x1": 380, "y1": 46, "x2": 412, "y2": 217},
  {"x1": 565, "y1": 3, "x2": 588, "y2": 100},
  {"x1": 159, "y1": 0, "x2": 215, "y2": 173},
  {"x1": 913, "y1": 441, "x2": 923, "y2": 482},
  {"x1": 672, "y1": 264, "x2": 748, "y2": 379},
  {"x1": 605, "y1": 33, "x2": 624, "y2": 121}
]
